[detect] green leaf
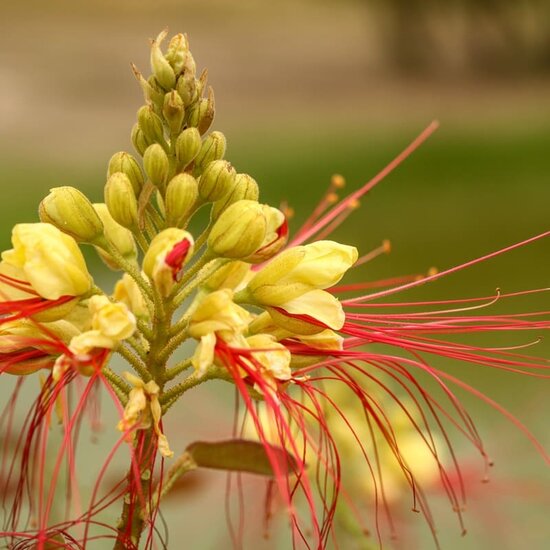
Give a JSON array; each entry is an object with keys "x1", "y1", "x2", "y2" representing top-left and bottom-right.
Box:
[{"x1": 186, "y1": 439, "x2": 297, "y2": 477}]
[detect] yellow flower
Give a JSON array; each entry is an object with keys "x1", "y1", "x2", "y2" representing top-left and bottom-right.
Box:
[
  {"x1": 244, "y1": 334, "x2": 292, "y2": 393},
  {"x1": 268, "y1": 289, "x2": 346, "y2": 334},
  {"x1": 117, "y1": 372, "x2": 173, "y2": 458},
  {"x1": 114, "y1": 273, "x2": 150, "y2": 319},
  {"x1": 66, "y1": 295, "x2": 136, "y2": 357},
  {"x1": 89, "y1": 295, "x2": 136, "y2": 341},
  {"x1": 246, "y1": 240, "x2": 357, "y2": 306},
  {"x1": 188, "y1": 289, "x2": 251, "y2": 339},
  {"x1": 1, "y1": 223, "x2": 92, "y2": 300}
]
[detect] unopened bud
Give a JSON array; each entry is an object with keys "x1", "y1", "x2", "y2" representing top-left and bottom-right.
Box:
[
  {"x1": 176, "y1": 72, "x2": 197, "y2": 106},
  {"x1": 108, "y1": 152, "x2": 144, "y2": 195},
  {"x1": 131, "y1": 123, "x2": 148, "y2": 156},
  {"x1": 211, "y1": 173, "x2": 259, "y2": 219},
  {"x1": 194, "y1": 131, "x2": 226, "y2": 174},
  {"x1": 208, "y1": 200, "x2": 267, "y2": 259},
  {"x1": 165, "y1": 33, "x2": 189, "y2": 74},
  {"x1": 39, "y1": 187, "x2": 104, "y2": 243},
  {"x1": 137, "y1": 105, "x2": 165, "y2": 145},
  {"x1": 245, "y1": 206, "x2": 288, "y2": 264},
  {"x1": 187, "y1": 87, "x2": 215, "y2": 135},
  {"x1": 105, "y1": 173, "x2": 139, "y2": 229},
  {"x1": 203, "y1": 260, "x2": 250, "y2": 291},
  {"x1": 165, "y1": 174, "x2": 198, "y2": 227},
  {"x1": 143, "y1": 229, "x2": 194, "y2": 296},
  {"x1": 163, "y1": 91, "x2": 185, "y2": 135},
  {"x1": 198, "y1": 160, "x2": 236, "y2": 202},
  {"x1": 143, "y1": 144, "x2": 170, "y2": 191},
  {"x1": 93, "y1": 203, "x2": 137, "y2": 269},
  {"x1": 150, "y1": 30, "x2": 176, "y2": 90},
  {"x1": 131, "y1": 64, "x2": 164, "y2": 109},
  {"x1": 175, "y1": 127, "x2": 202, "y2": 170}
]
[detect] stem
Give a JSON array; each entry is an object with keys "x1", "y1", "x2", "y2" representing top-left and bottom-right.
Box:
[
  {"x1": 152, "y1": 451, "x2": 196, "y2": 506},
  {"x1": 164, "y1": 357, "x2": 192, "y2": 382},
  {"x1": 116, "y1": 344, "x2": 151, "y2": 382},
  {"x1": 113, "y1": 428, "x2": 156, "y2": 549},
  {"x1": 173, "y1": 258, "x2": 228, "y2": 308},
  {"x1": 102, "y1": 367, "x2": 130, "y2": 405}
]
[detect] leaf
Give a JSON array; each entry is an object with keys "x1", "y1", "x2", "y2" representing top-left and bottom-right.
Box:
[{"x1": 185, "y1": 439, "x2": 297, "y2": 477}]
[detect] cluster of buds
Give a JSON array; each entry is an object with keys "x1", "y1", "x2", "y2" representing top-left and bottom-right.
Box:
[{"x1": 1, "y1": 30, "x2": 548, "y2": 550}]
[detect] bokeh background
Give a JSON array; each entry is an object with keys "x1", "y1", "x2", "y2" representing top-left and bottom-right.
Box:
[{"x1": 0, "y1": 1, "x2": 549, "y2": 548}]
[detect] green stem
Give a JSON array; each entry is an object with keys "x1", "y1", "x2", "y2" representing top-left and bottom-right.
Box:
[
  {"x1": 116, "y1": 344, "x2": 151, "y2": 381},
  {"x1": 163, "y1": 357, "x2": 192, "y2": 382},
  {"x1": 160, "y1": 367, "x2": 227, "y2": 413},
  {"x1": 102, "y1": 367, "x2": 130, "y2": 405},
  {"x1": 151, "y1": 451, "x2": 196, "y2": 506},
  {"x1": 173, "y1": 258, "x2": 228, "y2": 308}
]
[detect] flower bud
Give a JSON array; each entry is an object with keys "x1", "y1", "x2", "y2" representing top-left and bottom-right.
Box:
[
  {"x1": 107, "y1": 152, "x2": 144, "y2": 195},
  {"x1": 93, "y1": 203, "x2": 137, "y2": 268},
  {"x1": 131, "y1": 123, "x2": 148, "y2": 156},
  {"x1": 131, "y1": 64, "x2": 164, "y2": 109},
  {"x1": 137, "y1": 105, "x2": 165, "y2": 145},
  {"x1": 39, "y1": 186, "x2": 104, "y2": 244},
  {"x1": 211, "y1": 173, "x2": 259, "y2": 219},
  {"x1": 165, "y1": 33, "x2": 189, "y2": 74},
  {"x1": 163, "y1": 91, "x2": 185, "y2": 135},
  {"x1": 245, "y1": 206, "x2": 287, "y2": 263},
  {"x1": 203, "y1": 260, "x2": 250, "y2": 291},
  {"x1": 2, "y1": 223, "x2": 92, "y2": 300},
  {"x1": 175, "y1": 127, "x2": 202, "y2": 170},
  {"x1": 143, "y1": 144, "x2": 170, "y2": 191},
  {"x1": 150, "y1": 30, "x2": 176, "y2": 90},
  {"x1": 165, "y1": 174, "x2": 198, "y2": 227},
  {"x1": 105, "y1": 173, "x2": 139, "y2": 230},
  {"x1": 208, "y1": 200, "x2": 267, "y2": 259},
  {"x1": 198, "y1": 160, "x2": 236, "y2": 202},
  {"x1": 143, "y1": 229, "x2": 194, "y2": 296},
  {"x1": 187, "y1": 87, "x2": 215, "y2": 135},
  {"x1": 176, "y1": 72, "x2": 197, "y2": 106},
  {"x1": 194, "y1": 131, "x2": 226, "y2": 174}
]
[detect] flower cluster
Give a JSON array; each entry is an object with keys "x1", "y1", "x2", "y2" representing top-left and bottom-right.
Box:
[{"x1": 0, "y1": 31, "x2": 548, "y2": 550}]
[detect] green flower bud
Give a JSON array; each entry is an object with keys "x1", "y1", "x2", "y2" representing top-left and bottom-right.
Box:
[
  {"x1": 143, "y1": 144, "x2": 170, "y2": 192},
  {"x1": 39, "y1": 186, "x2": 104, "y2": 243},
  {"x1": 198, "y1": 160, "x2": 236, "y2": 202},
  {"x1": 105, "y1": 173, "x2": 139, "y2": 229},
  {"x1": 175, "y1": 127, "x2": 201, "y2": 170},
  {"x1": 208, "y1": 200, "x2": 267, "y2": 259},
  {"x1": 165, "y1": 33, "x2": 189, "y2": 74},
  {"x1": 183, "y1": 50, "x2": 197, "y2": 77},
  {"x1": 194, "y1": 131, "x2": 226, "y2": 174},
  {"x1": 187, "y1": 87, "x2": 215, "y2": 135},
  {"x1": 150, "y1": 30, "x2": 176, "y2": 90},
  {"x1": 131, "y1": 64, "x2": 164, "y2": 109},
  {"x1": 176, "y1": 72, "x2": 197, "y2": 106},
  {"x1": 93, "y1": 203, "x2": 137, "y2": 269},
  {"x1": 137, "y1": 105, "x2": 165, "y2": 145},
  {"x1": 165, "y1": 174, "x2": 198, "y2": 228},
  {"x1": 107, "y1": 152, "x2": 144, "y2": 195},
  {"x1": 163, "y1": 91, "x2": 185, "y2": 135},
  {"x1": 211, "y1": 173, "x2": 259, "y2": 219},
  {"x1": 131, "y1": 123, "x2": 148, "y2": 156}
]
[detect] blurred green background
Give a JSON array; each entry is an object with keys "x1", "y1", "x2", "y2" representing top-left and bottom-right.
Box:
[{"x1": 0, "y1": 1, "x2": 549, "y2": 548}]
